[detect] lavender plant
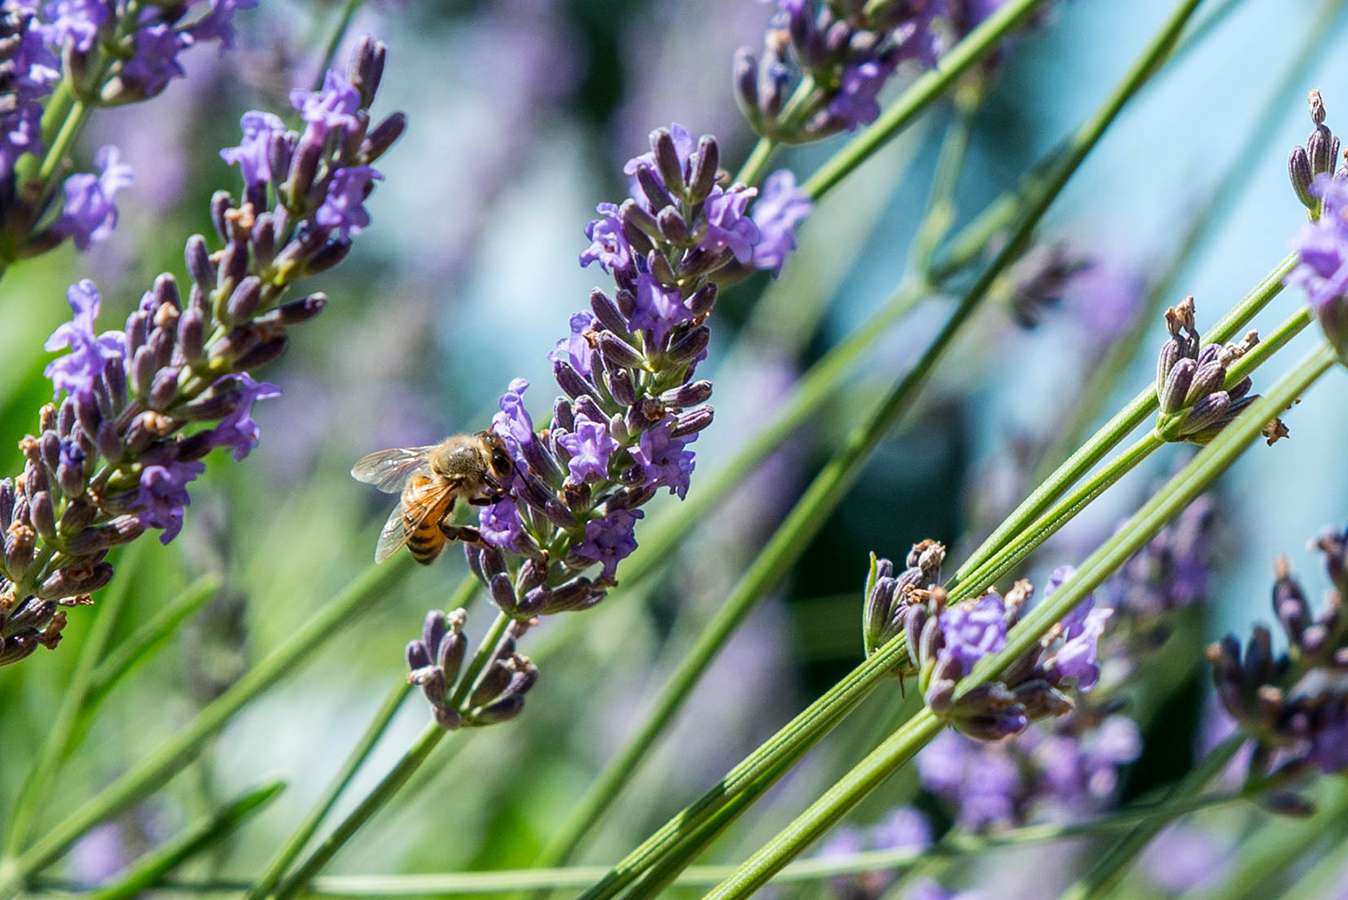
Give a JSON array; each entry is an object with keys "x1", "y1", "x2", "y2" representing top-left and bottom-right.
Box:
[
  {"x1": 0, "y1": 36, "x2": 403, "y2": 667},
  {"x1": 0, "y1": 0, "x2": 259, "y2": 264}
]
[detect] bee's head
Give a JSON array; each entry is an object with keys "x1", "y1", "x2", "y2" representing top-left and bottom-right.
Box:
[{"x1": 480, "y1": 431, "x2": 513, "y2": 488}]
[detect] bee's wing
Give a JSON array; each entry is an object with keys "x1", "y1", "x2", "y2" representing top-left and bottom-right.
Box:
[
  {"x1": 351, "y1": 446, "x2": 435, "y2": 494},
  {"x1": 374, "y1": 500, "x2": 410, "y2": 563}
]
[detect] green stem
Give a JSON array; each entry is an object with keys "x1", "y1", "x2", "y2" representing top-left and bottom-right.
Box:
[
  {"x1": 89, "y1": 782, "x2": 285, "y2": 900},
  {"x1": 274, "y1": 610, "x2": 511, "y2": 899},
  {"x1": 734, "y1": 138, "x2": 778, "y2": 187},
  {"x1": 36, "y1": 101, "x2": 88, "y2": 185},
  {"x1": 1263, "y1": 786, "x2": 1348, "y2": 900},
  {"x1": 247, "y1": 682, "x2": 413, "y2": 900},
  {"x1": 81, "y1": 788, "x2": 1253, "y2": 896},
  {"x1": 1059, "y1": 736, "x2": 1244, "y2": 900},
  {"x1": 0, "y1": 555, "x2": 415, "y2": 895},
  {"x1": 950, "y1": 251, "x2": 1299, "y2": 592},
  {"x1": 708, "y1": 342, "x2": 1336, "y2": 897},
  {"x1": 803, "y1": 0, "x2": 1047, "y2": 200},
  {"x1": 3, "y1": 544, "x2": 143, "y2": 858},
  {"x1": 274, "y1": 724, "x2": 447, "y2": 900},
  {"x1": 313, "y1": 0, "x2": 367, "y2": 90}
]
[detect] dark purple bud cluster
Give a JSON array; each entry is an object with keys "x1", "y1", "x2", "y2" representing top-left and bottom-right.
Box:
[
  {"x1": 0, "y1": 39, "x2": 402, "y2": 668},
  {"x1": 735, "y1": 0, "x2": 943, "y2": 142},
  {"x1": 862, "y1": 539, "x2": 944, "y2": 658},
  {"x1": 870, "y1": 564, "x2": 1111, "y2": 741},
  {"x1": 1, "y1": 1, "x2": 260, "y2": 262},
  {"x1": 1153, "y1": 296, "x2": 1283, "y2": 445},
  {"x1": 406, "y1": 610, "x2": 538, "y2": 730},
  {"x1": 1288, "y1": 90, "x2": 1342, "y2": 212},
  {"x1": 1208, "y1": 529, "x2": 1348, "y2": 783},
  {"x1": 1003, "y1": 241, "x2": 1094, "y2": 329}
]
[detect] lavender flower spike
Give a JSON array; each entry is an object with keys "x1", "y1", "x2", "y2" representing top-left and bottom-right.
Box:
[
  {"x1": 1288, "y1": 92, "x2": 1348, "y2": 362},
  {"x1": 0, "y1": 37, "x2": 403, "y2": 669}
]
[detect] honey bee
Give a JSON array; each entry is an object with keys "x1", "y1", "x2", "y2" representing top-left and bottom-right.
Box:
[{"x1": 351, "y1": 431, "x2": 514, "y2": 565}]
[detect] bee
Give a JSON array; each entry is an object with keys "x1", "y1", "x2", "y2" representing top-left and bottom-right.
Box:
[{"x1": 351, "y1": 431, "x2": 514, "y2": 565}]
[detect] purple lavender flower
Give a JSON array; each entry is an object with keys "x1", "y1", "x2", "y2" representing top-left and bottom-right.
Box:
[
  {"x1": 42, "y1": 0, "x2": 108, "y2": 52},
  {"x1": 1048, "y1": 606, "x2": 1111, "y2": 690},
  {"x1": 135, "y1": 460, "x2": 205, "y2": 544},
  {"x1": 818, "y1": 806, "x2": 932, "y2": 899},
  {"x1": 291, "y1": 69, "x2": 363, "y2": 136},
  {"x1": 576, "y1": 509, "x2": 643, "y2": 578},
  {"x1": 43, "y1": 280, "x2": 124, "y2": 400},
  {"x1": 699, "y1": 186, "x2": 759, "y2": 263},
  {"x1": 632, "y1": 422, "x2": 695, "y2": 499},
  {"x1": 548, "y1": 312, "x2": 596, "y2": 378},
  {"x1": 203, "y1": 375, "x2": 280, "y2": 461},
  {"x1": 829, "y1": 59, "x2": 896, "y2": 130},
  {"x1": 219, "y1": 111, "x2": 287, "y2": 188},
  {"x1": 1289, "y1": 174, "x2": 1348, "y2": 360},
  {"x1": 121, "y1": 23, "x2": 190, "y2": 95},
  {"x1": 1140, "y1": 824, "x2": 1228, "y2": 895},
  {"x1": 936, "y1": 592, "x2": 1007, "y2": 676},
  {"x1": 316, "y1": 165, "x2": 382, "y2": 238},
  {"x1": 556, "y1": 412, "x2": 617, "y2": 484},
  {"x1": 55, "y1": 145, "x2": 134, "y2": 251},
  {"x1": 579, "y1": 203, "x2": 633, "y2": 274},
  {"x1": 751, "y1": 170, "x2": 811, "y2": 275},
  {"x1": 918, "y1": 729, "x2": 1022, "y2": 829},
  {"x1": 629, "y1": 273, "x2": 692, "y2": 347},
  {"x1": 479, "y1": 498, "x2": 523, "y2": 551},
  {"x1": 186, "y1": 0, "x2": 258, "y2": 48},
  {"x1": 490, "y1": 377, "x2": 535, "y2": 464},
  {"x1": 0, "y1": 102, "x2": 43, "y2": 178},
  {"x1": 623, "y1": 122, "x2": 694, "y2": 196}
]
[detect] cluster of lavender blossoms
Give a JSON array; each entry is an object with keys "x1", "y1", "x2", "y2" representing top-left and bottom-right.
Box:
[
  {"x1": 1152, "y1": 296, "x2": 1285, "y2": 446},
  {"x1": 1207, "y1": 527, "x2": 1348, "y2": 781},
  {"x1": 1288, "y1": 92, "x2": 1348, "y2": 362},
  {"x1": 734, "y1": 0, "x2": 1029, "y2": 143},
  {"x1": 815, "y1": 807, "x2": 931, "y2": 899},
  {"x1": 403, "y1": 126, "x2": 813, "y2": 729},
  {"x1": 0, "y1": 0, "x2": 257, "y2": 262},
  {"x1": 915, "y1": 500, "x2": 1218, "y2": 832},
  {"x1": 0, "y1": 38, "x2": 403, "y2": 666},
  {"x1": 735, "y1": 0, "x2": 943, "y2": 141},
  {"x1": 863, "y1": 546, "x2": 1110, "y2": 740}
]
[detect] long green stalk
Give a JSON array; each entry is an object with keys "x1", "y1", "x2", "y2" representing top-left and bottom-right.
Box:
[
  {"x1": 248, "y1": 682, "x2": 413, "y2": 899},
  {"x1": 274, "y1": 611, "x2": 514, "y2": 898},
  {"x1": 78, "y1": 788, "x2": 1252, "y2": 896},
  {"x1": 0, "y1": 555, "x2": 416, "y2": 895},
  {"x1": 574, "y1": 3, "x2": 1203, "y2": 893},
  {"x1": 708, "y1": 342, "x2": 1336, "y2": 897},
  {"x1": 4, "y1": 544, "x2": 143, "y2": 858},
  {"x1": 89, "y1": 782, "x2": 285, "y2": 900}
]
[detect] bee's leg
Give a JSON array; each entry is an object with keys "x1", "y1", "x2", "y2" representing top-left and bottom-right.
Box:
[{"x1": 439, "y1": 521, "x2": 485, "y2": 544}]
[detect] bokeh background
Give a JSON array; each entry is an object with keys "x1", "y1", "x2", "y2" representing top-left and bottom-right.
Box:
[{"x1": 4, "y1": 0, "x2": 1348, "y2": 896}]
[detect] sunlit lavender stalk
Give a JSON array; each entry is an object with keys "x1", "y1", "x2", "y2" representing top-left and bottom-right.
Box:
[{"x1": 0, "y1": 37, "x2": 404, "y2": 667}]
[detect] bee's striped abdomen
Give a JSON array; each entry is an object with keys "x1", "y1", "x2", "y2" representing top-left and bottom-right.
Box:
[{"x1": 401, "y1": 476, "x2": 456, "y2": 565}]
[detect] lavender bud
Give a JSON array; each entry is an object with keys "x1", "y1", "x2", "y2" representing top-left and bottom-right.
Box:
[
  {"x1": 688, "y1": 136, "x2": 719, "y2": 204},
  {"x1": 273, "y1": 293, "x2": 328, "y2": 325},
  {"x1": 363, "y1": 112, "x2": 406, "y2": 163},
  {"x1": 147, "y1": 369, "x2": 180, "y2": 411},
  {"x1": 0, "y1": 480, "x2": 13, "y2": 530},
  {"x1": 488, "y1": 572, "x2": 518, "y2": 615},
  {"x1": 1179, "y1": 392, "x2": 1232, "y2": 438},
  {"x1": 130, "y1": 346, "x2": 157, "y2": 401},
  {"x1": 671, "y1": 407, "x2": 714, "y2": 437},
  {"x1": 686, "y1": 283, "x2": 718, "y2": 317},
  {"x1": 1159, "y1": 357, "x2": 1196, "y2": 414},
  {"x1": 57, "y1": 460, "x2": 84, "y2": 499},
  {"x1": 304, "y1": 239, "x2": 353, "y2": 276},
  {"x1": 598, "y1": 332, "x2": 645, "y2": 370},
  {"x1": 552, "y1": 397, "x2": 575, "y2": 433},
  {"x1": 225, "y1": 275, "x2": 264, "y2": 323},
  {"x1": 210, "y1": 191, "x2": 233, "y2": 242},
  {"x1": 553, "y1": 360, "x2": 593, "y2": 400},
  {"x1": 287, "y1": 131, "x2": 324, "y2": 204},
  {"x1": 29, "y1": 491, "x2": 55, "y2": 540},
  {"x1": 177, "y1": 308, "x2": 205, "y2": 364},
  {"x1": 1290, "y1": 145, "x2": 1316, "y2": 209},
  {"x1": 651, "y1": 128, "x2": 686, "y2": 199},
  {"x1": 589, "y1": 289, "x2": 629, "y2": 336},
  {"x1": 1184, "y1": 360, "x2": 1226, "y2": 406},
  {"x1": 63, "y1": 517, "x2": 144, "y2": 555},
  {"x1": 635, "y1": 163, "x2": 676, "y2": 213},
  {"x1": 186, "y1": 235, "x2": 215, "y2": 292},
  {"x1": 95, "y1": 422, "x2": 122, "y2": 463},
  {"x1": 352, "y1": 36, "x2": 386, "y2": 106},
  {"x1": 234, "y1": 335, "x2": 288, "y2": 371},
  {"x1": 38, "y1": 562, "x2": 114, "y2": 600},
  {"x1": 733, "y1": 48, "x2": 760, "y2": 127},
  {"x1": 661, "y1": 380, "x2": 713, "y2": 408},
  {"x1": 656, "y1": 206, "x2": 689, "y2": 244},
  {"x1": 665, "y1": 325, "x2": 710, "y2": 364}
]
